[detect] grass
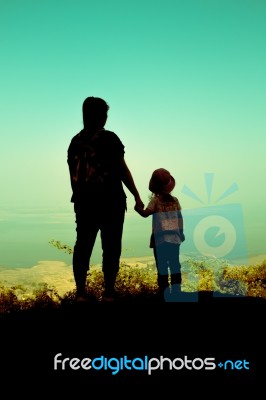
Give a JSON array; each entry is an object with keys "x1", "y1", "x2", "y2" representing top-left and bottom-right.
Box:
[{"x1": 1, "y1": 257, "x2": 265, "y2": 315}]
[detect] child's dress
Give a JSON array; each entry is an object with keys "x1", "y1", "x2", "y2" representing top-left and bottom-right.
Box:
[{"x1": 146, "y1": 195, "x2": 183, "y2": 248}]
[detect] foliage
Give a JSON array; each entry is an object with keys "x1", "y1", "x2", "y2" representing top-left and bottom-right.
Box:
[
  {"x1": 49, "y1": 239, "x2": 73, "y2": 254},
  {"x1": 181, "y1": 257, "x2": 266, "y2": 297},
  {"x1": 31, "y1": 283, "x2": 62, "y2": 309},
  {"x1": 222, "y1": 261, "x2": 266, "y2": 298},
  {"x1": 0, "y1": 241, "x2": 265, "y2": 314},
  {"x1": 114, "y1": 262, "x2": 158, "y2": 298},
  {"x1": 0, "y1": 282, "x2": 62, "y2": 314},
  {"x1": 0, "y1": 283, "x2": 21, "y2": 314},
  {"x1": 79, "y1": 262, "x2": 159, "y2": 301}
]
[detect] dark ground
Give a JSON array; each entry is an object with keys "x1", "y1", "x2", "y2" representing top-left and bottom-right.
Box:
[{"x1": 1, "y1": 293, "x2": 265, "y2": 393}]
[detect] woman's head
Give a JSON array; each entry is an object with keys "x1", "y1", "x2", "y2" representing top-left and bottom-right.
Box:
[
  {"x1": 82, "y1": 96, "x2": 109, "y2": 130},
  {"x1": 149, "y1": 168, "x2": 175, "y2": 195}
]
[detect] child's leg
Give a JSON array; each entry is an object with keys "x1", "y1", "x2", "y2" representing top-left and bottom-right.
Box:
[
  {"x1": 153, "y1": 244, "x2": 169, "y2": 298},
  {"x1": 167, "y1": 243, "x2": 182, "y2": 290}
]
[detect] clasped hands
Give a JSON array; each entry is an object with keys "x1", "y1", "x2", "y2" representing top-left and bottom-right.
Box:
[{"x1": 134, "y1": 196, "x2": 144, "y2": 211}]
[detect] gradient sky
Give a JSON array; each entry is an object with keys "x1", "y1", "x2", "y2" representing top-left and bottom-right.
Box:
[{"x1": 1, "y1": 0, "x2": 266, "y2": 262}]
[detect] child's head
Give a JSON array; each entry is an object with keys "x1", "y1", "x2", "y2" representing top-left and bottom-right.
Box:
[{"x1": 149, "y1": 168, "x2": 175, "y2": 195}]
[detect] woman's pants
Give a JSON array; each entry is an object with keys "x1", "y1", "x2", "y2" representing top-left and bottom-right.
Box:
[{"x1": 73, "y1": 199, "x2": 126, "y2": 295}]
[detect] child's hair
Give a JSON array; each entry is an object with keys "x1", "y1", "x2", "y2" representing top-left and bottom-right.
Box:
[{"x1": 148, "y1": 192, "x2": 175, "y2": 202}]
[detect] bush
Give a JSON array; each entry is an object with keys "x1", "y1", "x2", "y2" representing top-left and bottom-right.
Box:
[{"x1": 1, "y1": 256, "x2": 265, "y2": 315}]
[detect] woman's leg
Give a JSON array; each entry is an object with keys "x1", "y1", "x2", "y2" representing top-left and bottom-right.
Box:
[
  {"x1": 73, "y1": 203, "x2": 99, "y2": 296},
  {"x1": 100, "y1": 201, "x2": 126, "y2": 297}
]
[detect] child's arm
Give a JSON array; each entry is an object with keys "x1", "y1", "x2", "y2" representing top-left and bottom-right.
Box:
[
  {"x1": 178, "y1": 210, "x2": 185, "y2": 242},
  {"x1": 134, "y1": 205, "x2": 153, "y2": 218}
]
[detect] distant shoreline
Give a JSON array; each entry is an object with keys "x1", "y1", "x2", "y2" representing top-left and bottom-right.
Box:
[{"x1": 1, "y1": 252, "x2": 266, "y2": 272}]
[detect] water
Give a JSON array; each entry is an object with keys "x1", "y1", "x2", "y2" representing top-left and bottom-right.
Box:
[
  {"x1": 0, "y1": 206, "x2": 153, "y2": 269},
  {"x1": 0, "y1": 205, "x2": 265, "y2": 270}
]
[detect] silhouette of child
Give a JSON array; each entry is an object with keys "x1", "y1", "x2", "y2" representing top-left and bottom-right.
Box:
[{"x1": 135, "y1": 168, "x2": 185, "y2": 301}]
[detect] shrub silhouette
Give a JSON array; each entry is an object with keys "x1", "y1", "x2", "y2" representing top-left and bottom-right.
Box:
[{"x1": 0, "y1": 241, "x2": 265, "y2": 314}]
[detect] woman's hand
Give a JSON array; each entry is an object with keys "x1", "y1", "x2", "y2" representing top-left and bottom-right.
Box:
[{"x1": 134, "y1": 196, "x2": 144, "y2": 210}]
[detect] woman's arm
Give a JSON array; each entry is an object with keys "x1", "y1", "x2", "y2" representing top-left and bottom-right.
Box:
[{"x1": 120, "y1": 158, "x2": 144, "y2": 209}]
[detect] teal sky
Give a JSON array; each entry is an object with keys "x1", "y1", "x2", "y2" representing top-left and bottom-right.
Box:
[{"x1": 1, "y1": 0, "x2": 266, "y2": 262}]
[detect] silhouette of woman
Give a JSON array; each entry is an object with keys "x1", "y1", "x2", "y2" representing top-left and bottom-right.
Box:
[{"x1": 67, "y1": 97, "x2": 144, "y2": 302}]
